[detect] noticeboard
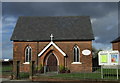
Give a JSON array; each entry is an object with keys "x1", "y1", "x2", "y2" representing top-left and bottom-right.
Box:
[
  {"x1": 100, "y1": 55, "x2": 107, "y2": 63},
  {"x1": 98, "y1": 50, "x2": 119, "y2": 65}
]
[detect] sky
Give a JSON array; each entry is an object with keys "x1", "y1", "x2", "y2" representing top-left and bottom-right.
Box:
[{"x1": 1, "y1": 2, "x2": 119, "y2": 59}]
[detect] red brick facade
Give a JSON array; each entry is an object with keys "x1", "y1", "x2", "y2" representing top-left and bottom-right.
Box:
[
  {"x1": 112, "y1": 42, "x2": 120, "y2": 52},
  {"x1": 13, "y1": 41, "x2": 92, "y2": 73}
]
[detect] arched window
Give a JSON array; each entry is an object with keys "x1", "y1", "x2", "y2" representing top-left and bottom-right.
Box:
[
  {"x1": 25, "y1": 46, "x2": 32, "y2": 62},
  {"x1": 73, "y1": 45, "x2": 80, "y2": 62}
]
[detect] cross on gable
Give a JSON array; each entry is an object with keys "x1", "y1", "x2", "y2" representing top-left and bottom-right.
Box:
[{"x1": 50, "y1": 34, "x2": 53, "y2": 42}]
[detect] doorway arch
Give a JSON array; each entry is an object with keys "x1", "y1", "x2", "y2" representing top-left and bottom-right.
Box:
[{"x1": 45, "y1": 53, "x2": 59, "y2": 72}]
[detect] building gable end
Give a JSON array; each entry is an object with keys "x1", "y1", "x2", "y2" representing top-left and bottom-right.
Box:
[{"x1": 38, "y1": 41, "x2": 66, "y2": 57}]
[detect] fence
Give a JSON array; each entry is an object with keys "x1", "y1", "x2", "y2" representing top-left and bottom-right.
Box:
[
  {"x1": 2, "y1": 64, "x2": 12, "y2": 77},
  {"x1": 33, "y1": 66, "x2": 120, "y2": 80},
  {"x1": 1, "y1": 65, "x2": 120, "y2": 80}
]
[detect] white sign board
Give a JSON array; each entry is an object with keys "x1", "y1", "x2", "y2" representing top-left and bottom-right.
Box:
[
  {"x1": 82, "y1": 49, "x2": 91, "y2": 56},
  {"x1": 98, "y1": 50, "x2": 120, "y2": 65}
]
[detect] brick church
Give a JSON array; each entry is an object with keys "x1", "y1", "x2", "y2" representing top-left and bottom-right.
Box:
[{"x1": 11, "y1": 16, "x2": 94, "y2": 73}]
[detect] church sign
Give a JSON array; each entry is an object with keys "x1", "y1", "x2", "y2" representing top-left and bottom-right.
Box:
[
  {"x1": 98, "y1": 51, "x2": 120, "y2": 65},
  {"x1": 82, "y1": 49, "x2": 91, "y2": 56}
]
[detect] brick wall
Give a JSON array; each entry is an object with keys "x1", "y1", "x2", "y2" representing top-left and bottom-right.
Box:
[
  {"x1": 13, "y1": 41, "x2": 92, "y2": 72},
  {"x1": 13, "y1": 42, "x2": 38, "y2": 72},
  {"x1": 112, "y1": 42, "x2": 120, "y2": 52}
]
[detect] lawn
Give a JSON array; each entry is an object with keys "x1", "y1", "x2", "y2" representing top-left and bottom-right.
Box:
[
  {"x1": 1, "y1": 65, "x2": 120, "y2": 80},
  {"x1": 2, "y1": 65, "x2": 12, "y2": 72},
  {"x1": 2, "y1": 65, "x2": 29, "y2": 79},
  {"x1": 48, "y1": 68, "x2": 120, "y2": 80},
  {"x1": 50, "y1": 73, "x2": 101, "y2": 80},
  {"x1": 19, "y1": 72, "x2": 29, "y2": 79},
  {"x1": 2, "y1": 65, "x2": 13, "y2": 76}
]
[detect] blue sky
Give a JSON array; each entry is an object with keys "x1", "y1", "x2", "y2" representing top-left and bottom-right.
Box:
[{"x1": 2, "y1": 2, "x2": 119, "y2": 59}]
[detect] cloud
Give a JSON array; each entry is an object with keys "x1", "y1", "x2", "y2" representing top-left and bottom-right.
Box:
[
  {"x1": 2, "y1": 33, "x2": 13, "y2": 59},
  {"x1": 2, "y1": 2, "x2": 118, "y2": 18},
  {"x1": 2, "y1": 16, "x2": 17, "y2": 34},
  {"x1": 92, "y1": 41, "x2": 112, "y2": 50},
  {"x1": 2, "y1": 2, "x2": 118, "y2": 59},
  {"x1": 92, "y1": 11, "x2": 118, "y2": 43}
]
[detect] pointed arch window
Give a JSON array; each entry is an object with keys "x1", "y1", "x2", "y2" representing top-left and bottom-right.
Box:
[
  {"x1": 25, "y1": 46, "x2": 32, "y2": 63},
  {"x1": 73, "y1": 45, "x2": 80, "y2": 62}
]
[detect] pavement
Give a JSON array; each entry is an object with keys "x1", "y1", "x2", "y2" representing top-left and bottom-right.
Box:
[
  {"x1": 1, "y1": 80, "x2": 120, "y2": 83},
  {"x1": 0, "y1": 78, "x2": 10, "y2": 83}
]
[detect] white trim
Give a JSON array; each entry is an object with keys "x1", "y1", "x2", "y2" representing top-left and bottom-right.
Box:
[
  {"x1": 38, "y1": 41, "x2": 66, "y2": 57},
  {"x1": 71, "y1": 62, "x2": 82, "y2": 64},
  {"x1": 23, "y1": 62, "x2": 30, "y2": 64},
  {"x1": 46, "y1": 53, "x2": 59, "y2": 65},
  {"x1": 73, "y1": 45, "x2": 80, "y2": 62},
  {"x1": 25, "y1": 46, "x2": 32, "y2": 63}
]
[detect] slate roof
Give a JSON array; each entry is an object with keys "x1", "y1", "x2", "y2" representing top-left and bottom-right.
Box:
[
  {"x1": 111, "y1": 36, "x2": 120, "y2": 43},
  {"x1": 11, "y1": 16, "x2": 94, "y2": 41}
]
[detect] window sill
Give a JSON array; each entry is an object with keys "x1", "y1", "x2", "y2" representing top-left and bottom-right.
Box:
[
  {"x1": 71, "y1": 62, "x2": 82, "y2": 64},
  {"x1": 23, "y1": 62, "x2": 30, "y2": 64}
]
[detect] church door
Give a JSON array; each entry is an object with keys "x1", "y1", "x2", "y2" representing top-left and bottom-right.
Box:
[{"x1": 47, "y1": 54, "x2": 58, "y2": 72}]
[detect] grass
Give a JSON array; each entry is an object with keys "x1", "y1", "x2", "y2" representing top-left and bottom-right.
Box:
[
  {"x1": 19, "y1": 72, "x2": 29, "y2": 79},
  {"x1": 2, "y1": 65, "x2": 12, "y2": 76},
  {"x1": 50, "y1": 73, "x2": 101, "y2": 80},
  {"x1": 2, "y1": 65, "x2": 29, "y2": 79},
  {"x1": 102, "y1": 68, "x2": 120, "y2": 80},
  {"x1": 2, "y1": 65, "x2": 12, "y2": 72},
  {"x1": 47, "y1": 68, "x2": 120, "y2": 80},
  {"x1": 1, "y1": 65, "x2": 120, "y2": 80}
]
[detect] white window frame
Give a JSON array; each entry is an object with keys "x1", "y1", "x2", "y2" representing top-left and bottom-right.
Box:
[
  {"x1": 72, "y1": 45, "x2": 82, "y2": 64},
  {"x1": 24, "y1": 46, "x2": 32, "y2": 64}
]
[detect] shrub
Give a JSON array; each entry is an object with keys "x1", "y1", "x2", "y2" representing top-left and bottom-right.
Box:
[
  {"x1": 59, "y1": 65, "x2": 65, "y2": 73},
  {"x1": 36, "y1": 64, "x2": 44, "y2": 73}
]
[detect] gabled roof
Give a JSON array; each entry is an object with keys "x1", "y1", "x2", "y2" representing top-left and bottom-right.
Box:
[
  {"x1": 38, "y1": 41, "x2": 66, "y2": 57},
  {"x1": 11, "y1": 16, "x2": 94, "y2": 41},
  {"x1": 111, "y1": 36, "x2": 120, "y2": 43}
]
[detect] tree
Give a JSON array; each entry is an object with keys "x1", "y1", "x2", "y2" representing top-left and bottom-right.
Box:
[
  {"x1": 92, "y1": 47, "x2": 102, "y2": 58},
  {"x1": 92, "y1": 47, "x2": 102, "y2": 67}
]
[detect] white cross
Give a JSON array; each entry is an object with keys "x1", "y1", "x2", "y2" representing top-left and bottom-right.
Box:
[{"x1": 50, "y1": 34, "x2": 53, "y2": 41}]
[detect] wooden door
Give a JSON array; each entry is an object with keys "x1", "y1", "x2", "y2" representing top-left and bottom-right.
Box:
[{"x1": 47, "y1": 54, "x2": 57, "y2": 72}]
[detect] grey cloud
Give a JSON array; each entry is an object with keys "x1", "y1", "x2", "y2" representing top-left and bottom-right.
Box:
[
  {"x1": 2, "y1": 2, "x2": 119, "y2": 59},
  {"x1": 92, "y1": 11, "x2": 118, "y2": 43},
  {"x1": 118, "y1": 2, "x2": 120, "y2": 36},
  {"x1": 3, "y1": 2, "x2": 118, "y2": 18}
]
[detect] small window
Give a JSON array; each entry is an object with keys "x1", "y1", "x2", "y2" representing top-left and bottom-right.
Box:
[
  {"x1": 73, "y1": 45, "x2": 80, "y2": 62},
  {"x1": 25, "y1": 46, "x2": 32, "y2": 62}
]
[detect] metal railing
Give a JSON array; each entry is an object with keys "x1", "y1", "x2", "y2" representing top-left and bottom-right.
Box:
[
  {"x1": 33, "y1": 66, "x2": 120, "y2": 80},
  {"x1": 2, "y1": 65, "x2": 13, "y2": 77},
  {"x1": 2, "y1": 64, "x2": 120, "y2": 80}
]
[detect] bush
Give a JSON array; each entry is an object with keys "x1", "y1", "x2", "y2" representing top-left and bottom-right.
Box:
[
  {"x1": 59, "y1": 65, "x2": 65, "y2": 73},
  {"x1": 36, "y1": 64, "x2": 44, "y2": 73},
  {"x1": 59, "y1": 65, "x2": 70, "y2": 73}
]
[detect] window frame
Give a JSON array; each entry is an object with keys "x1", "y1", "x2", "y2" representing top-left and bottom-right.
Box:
[
  {"x1": 72, "y1": 45, "x2": 82, "y2": 64},
  {"x1": 24, "y1": 46, "x2": 32, "y2": 64}
]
